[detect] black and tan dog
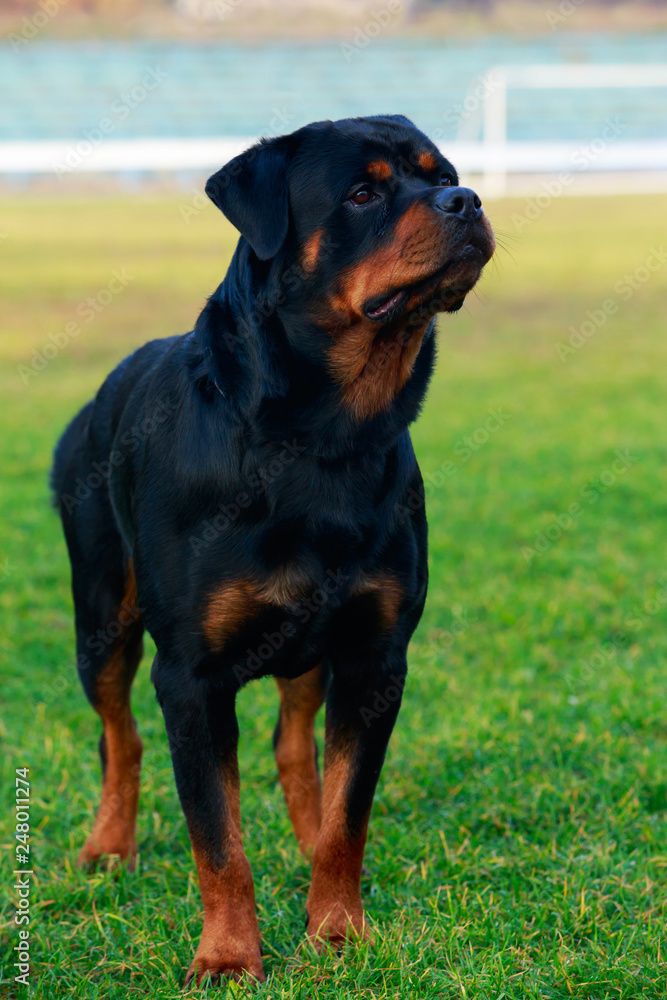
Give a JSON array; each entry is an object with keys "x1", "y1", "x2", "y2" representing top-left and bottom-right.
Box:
[{"x1": 51, "y1": 115, "x2": 494, "y2": 986}]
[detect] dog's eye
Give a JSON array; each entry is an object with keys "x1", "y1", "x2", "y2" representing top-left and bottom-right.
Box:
[
  {"x1": 349, "y1": 187, "x2": 374, "y2": 205},
  {"x1": 440, "y1": 175, "x2": 453, "y2": 187}
]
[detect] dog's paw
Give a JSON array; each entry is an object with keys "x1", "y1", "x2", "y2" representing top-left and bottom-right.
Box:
[
  {"x1": 184, "y1": 951, "x2": 265, "y2": 990},
  {"x1": 306, "y1": 902, "x2": 372, "y2": 953},
  {"x1": 76, "y1": 836, "x2": 137, "y2": 873}
]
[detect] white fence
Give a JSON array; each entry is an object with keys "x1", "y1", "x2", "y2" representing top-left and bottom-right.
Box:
[
  {"x1": 473, "y1": 64, "x2": 667, "y2": 196},
  {"x1": 2, "y1": 65, "x2": 667, "y2": 197},
  {"x1": 0, "y1": 137, "x2": 253, "y2": 175}
]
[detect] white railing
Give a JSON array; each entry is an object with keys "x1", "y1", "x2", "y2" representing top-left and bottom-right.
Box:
[
  {"x1": 0, "y1": 137, "x2": 253, "y2": 175},
  {"x1": 474, "y1": 64, "x2": 667, "y2": 196},
  {"x1": 1, "y1": 65, "x2": 666, "y2": 197}
]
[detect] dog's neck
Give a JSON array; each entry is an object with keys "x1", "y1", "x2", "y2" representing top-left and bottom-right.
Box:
[{"x1": 194, "y1": 243, "x2": 436, "y2": 459}]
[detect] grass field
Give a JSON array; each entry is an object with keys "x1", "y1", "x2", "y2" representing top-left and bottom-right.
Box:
[{"x1": 1, "y1": 190, "x2": 667, "y2": 999}]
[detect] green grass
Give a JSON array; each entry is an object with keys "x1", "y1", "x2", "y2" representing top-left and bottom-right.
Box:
[{"x1": 2, "y1": 191, "x2": 667, "y2": 999}]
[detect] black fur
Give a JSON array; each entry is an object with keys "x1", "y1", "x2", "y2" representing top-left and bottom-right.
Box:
[{"x1": 51, "y1": 114, "x2": 494, "y2": 983}]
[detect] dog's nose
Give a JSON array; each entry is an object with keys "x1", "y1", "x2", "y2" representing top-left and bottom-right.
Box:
[{"x1": 435, "y1": 186, "x2": 483, "y2": 222}]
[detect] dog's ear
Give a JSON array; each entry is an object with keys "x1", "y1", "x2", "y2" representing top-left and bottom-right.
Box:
[{"x1": 205, "y1": 136, "x2": 292, "y2": 261}]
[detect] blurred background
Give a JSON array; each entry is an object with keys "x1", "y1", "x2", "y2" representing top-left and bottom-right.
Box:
[
  {"x1": 3, "y1": 3, "x2": 667, "y2": 998},
  {"x1": 3, "y1": 0, "x2": 667, "y2": 196}
]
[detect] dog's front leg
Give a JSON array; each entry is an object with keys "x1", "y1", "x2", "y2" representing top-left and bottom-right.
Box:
[
  {"x1": 153, "y1": 659, "x2": 264, "y2": 986},
  {"x1": 306, "y1": 651, "x2": 407, "y2": 948}
]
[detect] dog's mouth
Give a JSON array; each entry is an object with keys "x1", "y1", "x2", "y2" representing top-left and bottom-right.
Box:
[
  {"x1": 364, "y1": 289, "x2": 407, "y2": 321},
  {"x1": 363, "y1": 240, "x2": 492, "y2": 324}
]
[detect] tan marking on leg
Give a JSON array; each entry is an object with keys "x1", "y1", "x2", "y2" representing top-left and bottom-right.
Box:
[
  {"x1": 187, "y1": 769, "x2": 264, "y2": 986},
  {"x1": 78, "y1": 562, "x2": 143, "y2": 871},
  {"x1": 274, "y1": 666, "x2": 326, "y2": 855},
  {"x1": 306, "y1": 751, "x2": 370, "y2": 947},
  {"x1": 367, "y1": 159, "x2": 392, "y2": 181}
]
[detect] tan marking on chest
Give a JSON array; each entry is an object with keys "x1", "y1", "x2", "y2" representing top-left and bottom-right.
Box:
[
  {"x1": 203, "y1": 567, "x2": 312, "y2": 648},
  {"x1": 330, "y1": 321, "x2": 429, "y2": 422}
]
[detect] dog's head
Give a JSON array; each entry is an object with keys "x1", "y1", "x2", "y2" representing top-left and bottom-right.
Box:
[{"x1": 206, "y1": 115, "x2": 495, "y2": 419}]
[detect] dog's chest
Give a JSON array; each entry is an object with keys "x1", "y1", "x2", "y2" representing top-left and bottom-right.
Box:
[
  {"x1": 190, "y1": 447, "x2": 407, "y2": 678},
  {"x1": 200, "y1": 559, "x2": 401, "y2": 680}
]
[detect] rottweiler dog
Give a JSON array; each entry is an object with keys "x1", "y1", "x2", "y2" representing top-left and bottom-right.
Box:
[{"x1": 51, "y1": 114, "x2": 495, "y2": 986}]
